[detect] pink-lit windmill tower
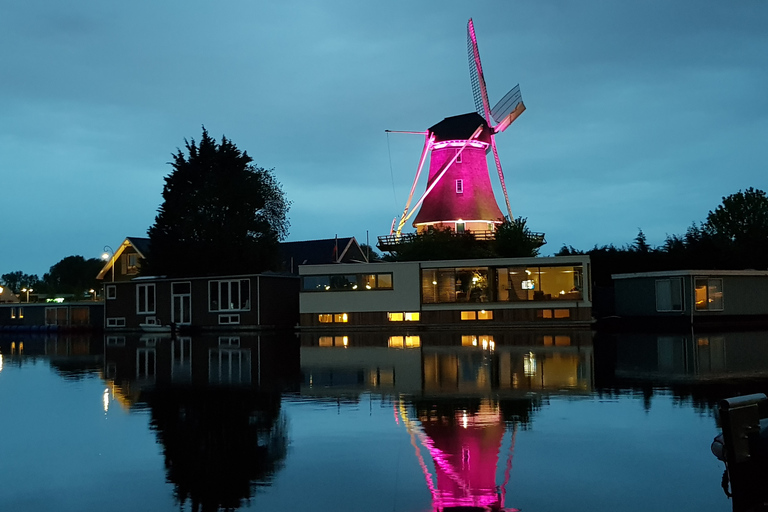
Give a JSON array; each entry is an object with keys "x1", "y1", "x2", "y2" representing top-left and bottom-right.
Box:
[{"x1": 379, "y1": 19, "x2": 541, "y2": 250}]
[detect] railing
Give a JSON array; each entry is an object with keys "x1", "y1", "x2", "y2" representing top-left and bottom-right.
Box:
[{"x1": 377, "y1": 230, "x2": 546, "y2": 252}]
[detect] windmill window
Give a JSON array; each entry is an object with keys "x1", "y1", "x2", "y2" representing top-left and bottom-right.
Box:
[
  {"x1": 456, "y1": 151, "x2": 462, "y2": 163},
  {"x1": 456, "y1": 179, "x2": 464, "y2": 194}
]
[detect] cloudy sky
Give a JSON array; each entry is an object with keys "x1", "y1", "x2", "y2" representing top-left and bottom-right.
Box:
[{"x1": 2, "y1": 1, "x2": 766, "y2": 276}]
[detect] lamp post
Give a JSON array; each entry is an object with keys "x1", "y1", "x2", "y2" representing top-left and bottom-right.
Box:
[
  {"x1": 102, "y1": 245, "x2": 115, "y2": 282},
  {"x1": 89, "y1": 289, "x2": 96, "y2": 301},
  {"x1": 21, "y1": 288, "x2": 32, "y2": 303}
]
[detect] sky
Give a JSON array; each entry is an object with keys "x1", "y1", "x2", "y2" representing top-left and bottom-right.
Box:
[{"x1": 2, "y1": 1, "x2": 767, "y2": 277}]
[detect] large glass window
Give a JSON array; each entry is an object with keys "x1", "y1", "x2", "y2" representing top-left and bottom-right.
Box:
[
  {"x1": 302, "y1": 273, "x2": 393, "y2": 292},
  {"x1": 137, "y1": 284, "x2": 156, "y2": 314},
  {"x1": 422, "y1": 267, "x2": 490, "y2": 304},
  {"x1": 495, "y1": 265, "x2": 583, "y2": 302},
  {"x1": 695, "y1": 278, "x2": 723, "y2": 311},
  {"x1": 209, "y1": 279, "x2": 250, "y2": 311},
  {"x1": 656, "y1": 278, "x2": 683, "y2": 312}
]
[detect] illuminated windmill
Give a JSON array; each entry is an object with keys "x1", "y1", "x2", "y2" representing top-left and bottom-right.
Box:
[{"x1": 390, "y1": 19, "x2": 527, "y2": 239}]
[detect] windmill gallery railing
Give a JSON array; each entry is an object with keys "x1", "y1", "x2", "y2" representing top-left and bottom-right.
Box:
[{"x1": 376, "y1": 230, "x2": 546, "y2": 253}]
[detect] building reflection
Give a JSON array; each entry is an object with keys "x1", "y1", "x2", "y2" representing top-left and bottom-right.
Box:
[
  {"x1": 596, "y1": 329, "x2": 768, "y2": 411},
  {"x1": 103, "y1": 333, "x2": 299, "y2": 511},
  {"x1": 299, "y1": 328, "x2": 593, "y2": 511}
]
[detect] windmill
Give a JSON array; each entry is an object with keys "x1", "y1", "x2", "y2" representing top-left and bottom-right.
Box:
[{"x1": 384, "y1": 19, "x2": 529, "y2": 245}]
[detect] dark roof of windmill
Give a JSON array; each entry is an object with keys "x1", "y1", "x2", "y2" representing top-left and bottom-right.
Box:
[
  {"x1": 279, "y1": 237, "x2": 367, "y2": 274},
  {"x1": 428, "y1": 112, "x2": 491, "y2": 144}
]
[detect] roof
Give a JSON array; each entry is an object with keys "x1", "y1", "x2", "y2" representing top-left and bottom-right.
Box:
[
  {"x1": 428, "y1": 112, "x2": 492, "y2": 144},
  {"x1": 96, "y1": 237, "x2": 151, "y2": 280},
  {"x1": 280, "y1": 237, "x2": 367, "y2": 273},
  {"x1": 612, "y1": 269, "x2": 768, "y2": 280}
]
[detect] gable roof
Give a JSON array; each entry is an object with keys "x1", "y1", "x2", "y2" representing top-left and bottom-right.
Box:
[
  {"x1": 96, "y1": 237, "x2": 150, "y2": 280},
  {"x1": 279, "y1": 237, "x2": 367, "y2": 274}
]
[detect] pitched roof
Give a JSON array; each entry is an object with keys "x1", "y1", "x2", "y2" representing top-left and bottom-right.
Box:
[
  {"x1": 96, "y1": 237, "x2": 151, "y2": 280},
  {"x1": 279, "y1": 237, "x2": 367, "y2": 273}
]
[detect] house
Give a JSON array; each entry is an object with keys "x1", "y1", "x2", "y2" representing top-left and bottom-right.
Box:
[
  {"x1": 103, "y1": 273, "x2": 299, "y2": 331},
  {"x1": 0, "y1": 302, "x2": 104, "y2": 331},
  {"x1": 298, "y1": 255, "x2": 592, "y2": 328},
  {"x1": 0, "y1": 285, "x2": 19, "y2": 303},
  {"x1": 97, "y1": 237, "x2": 151, "y2": 282},
  {"x1": 612, "y1": 270, "x2": 768, "y2": 325},
  {"x1": 279, "y1": 237, "x2": 368, "y2": 274}
]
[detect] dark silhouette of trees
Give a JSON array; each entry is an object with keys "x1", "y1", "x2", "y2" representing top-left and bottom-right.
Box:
[
  {"x1": 145, "y1": 128, "x2": 290, "y2": 277},
  {"x1": 38, "y1": 256, "x2": 102, "y2": 297},
  {"x1": 0, "y1": 271, "x2": 40, "y2": 294},
  {"x1": 494, "y1": 217, "x2": 541, "y2": 257}
]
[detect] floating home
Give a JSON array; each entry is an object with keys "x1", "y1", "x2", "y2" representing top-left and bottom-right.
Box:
[
  {"x1": 613, "y1": 270, "x2": 768, "y2": 325},
  {"x1": 299, "y1": 255, "x2": 591, "y2": 328}
]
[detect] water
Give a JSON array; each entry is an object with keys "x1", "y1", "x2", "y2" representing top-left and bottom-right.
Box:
[{"x1": 1, "y1": 329, "x2": 764, "y2": 512}]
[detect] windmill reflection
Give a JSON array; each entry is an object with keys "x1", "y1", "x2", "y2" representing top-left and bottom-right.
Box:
[
  {"x1": 300, "y1": 328, "x2": 593, "y2": 511},
  {"x1": 104, "y1": 333, "x2": 299, "y2": 512}
]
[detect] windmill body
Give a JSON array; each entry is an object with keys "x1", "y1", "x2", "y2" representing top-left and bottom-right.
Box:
[
  {"x1": 412, "y1": 113, "x2": 505, "y2": 234},
  {"x1": 389, "y1": 19, "x2": 528, "y2": 242}
]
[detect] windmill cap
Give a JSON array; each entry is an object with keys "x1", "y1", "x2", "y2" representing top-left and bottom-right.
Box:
[{"x1": 428, "y1": 112, "x2": 492, "y2": 144}]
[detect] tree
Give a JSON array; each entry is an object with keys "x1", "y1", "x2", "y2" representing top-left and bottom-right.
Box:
[
  {"x1": 145, "y1": 128, "x2": 291, "y2": 277},
  {"x1": 39, "y1": 256, "x2": 103, "y2": 297},
  {"x1": 494, "y1": 217, "x2": 542, "y2": 257},
  {"x1": 702, "y1": 188, "x2": 768, "y2": 268},
  {"x1": 0, "y1": 271, "x2": 40, "y2": 294},
  {"x1": 359, "y1": 244, "x2": 382, "y2": 262}
]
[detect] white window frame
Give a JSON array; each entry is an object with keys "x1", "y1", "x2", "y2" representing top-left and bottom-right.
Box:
[
  {"x1": 695, "y1": 277, "x2": 724, "y2": 311},
  {"x1": 209, "y1": 279, "x2": 251, "y2": 312},
  {"x1": 456, "y1": 179, "x2": 464, "y2": 194},
  {"x1": 136, "y1": 283, "x2": 156, "y2": 314},
  {"x1": 218, "y1": 314, "x2": 241, "y2": 325},
  {"x1": 106, "y1": 285, "x2": 117, "y2": 300},
  {"x1": 106, "y1": 317, "x2": 126, "y2": 327},
  {"x1": 655, "y1": 278, "x2": 684, "y2": 312}
]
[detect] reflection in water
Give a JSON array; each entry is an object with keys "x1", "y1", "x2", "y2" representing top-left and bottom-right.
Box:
[{"x1": 104, "y1": 333, "x2": 300, "y2": 511}]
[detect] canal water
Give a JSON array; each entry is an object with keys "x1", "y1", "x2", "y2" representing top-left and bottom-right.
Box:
[{"x1": 1, "y1": 328, "x2": 765, "y2": 512}]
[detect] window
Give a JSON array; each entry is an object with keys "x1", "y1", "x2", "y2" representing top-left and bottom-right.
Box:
[
  {"x1": 461, "y1": 335, "x2": 495, "y2": 349},
  {"x1": 318, "y1": 314, "x2": 333, "y2": 323},
  {"x1": 387, "y1": 312, "x2": 420, "y2": 322},
  {"x1": 695, "y1": 278, "x2": 724, "y2": 311},
  {"x1": 334, "y1": 313, "x2": 348, "y2": 323},
  {"x1": 106, "y1": 285, "x2": 116, "y2": 300},
  {"x1": 388, "y1": 336, "x2": 421, "y2": 348},
  {"x1": 10, "y1": 308, "x2": 16, "y2": 319},
  {"x1": 218, "y1": 314, "x2": 241, "y2": 325},
  {"x1": 219, "y1": 336, "x2": 240, "y2": 347},
  {"x1": 107, "y1": 317, "x2": 126, "y2": 327},
  {"x1": 656, "y1": 278, "x2": 683, "y2": 312},
  {"x1": 456, "y1": 179, "x2": 464, "y2": 193},
  {"x1": 478, "y1": 310, "x2": 493, "y2": 320},
  {"x1": 316, "y1": 313, "x2": 349, "y2": 324},
  {"x1": 455, "y1": 150, "x2": 462, "y2": 163},
  {"x1": 302, "y1": 273, "x2": 393, "y2": 291},
  {"x1": 106, "y1": 336, "x2": 125, "y2": 346},
  {"x1": 126, "y1": 254, "x2": 139, "y2": 274},
  {"x1": 537, "y1": 309, "x2": 570, "y2": 319},
  {"x1": 461, "y1": 311, "x2": 476, "y2": 320},
  {"x1": 422, "y1": 267, "x2": 490, "y2": 304},
  {"x1": 137, "y1": 284, "x2": 156, "y2": 314},
  {"x1": 209, "y1": 279, "x2": 250, "y2": 311}
]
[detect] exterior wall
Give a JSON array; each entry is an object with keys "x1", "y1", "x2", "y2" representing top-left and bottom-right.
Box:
[
  {"x1": 104, "y1": 274, "x2": 299, "y2": 330},
  {"x1": 299, "y1": 256, "x2": 591, "y2": 328}
]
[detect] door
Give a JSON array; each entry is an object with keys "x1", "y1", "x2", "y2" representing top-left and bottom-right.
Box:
[{"x1": 171, "y1": 282, "x2": 192, "y2": 325}]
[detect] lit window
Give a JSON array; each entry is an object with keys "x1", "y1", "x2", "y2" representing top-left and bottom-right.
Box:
[
  {"x1": 461, "y1": 311, "x2": 477, "y2": 320},
  {"x1": 334, "y1": 313, "x2": 348, "y2": 323},
  {"x1": 695, "y1": 278, "x2": 724, "y2": 311},
  {"x1": 456, "y1": 179, "x2": 464, "y2": 193},
  {"x1": 539, "y1": 309, "x2": 552, "y2": 319},
  {"x1": 404, "y1": 312, "x2": 420, "y2": 321},
  {"x1": 388, "y1": 336, "x2": 420, "y2": 348},
  {"x1": 478, "y1": 310, "x2": 493, "y2": 320},
  {"x1": 318, "y1": 314, "x2": 333, "y2": 323},
  {"x1": 18, "y1": 308, "x2": 23, "y2": 319},
  {"x1": 388, "y1": 312, "x2": 404, "y2": 322},
  {"x1": 11, "y1": 308, "x2": 16, "y2": 319},
  {"x1": 377, "y1": 274, "x2": 393, "y2": 289},
  {"x1": 554, "y1": 309, "x2": 570, "y2": 319}
]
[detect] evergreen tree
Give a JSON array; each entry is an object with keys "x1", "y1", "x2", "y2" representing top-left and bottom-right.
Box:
[{"x1": 145, "y1": 128, "x2": 290, "y2": 277}]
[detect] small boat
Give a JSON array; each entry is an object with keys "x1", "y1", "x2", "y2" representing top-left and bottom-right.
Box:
[{"x1": 139, "y1": 319, "x2": 172, "y2": 333}]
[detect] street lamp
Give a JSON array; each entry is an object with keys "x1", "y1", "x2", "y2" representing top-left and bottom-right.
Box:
[
  {"x1": 102, "y1": 245, "x2": 115, "y2": 282},
  {"x1": 21, "y1": 288, "x2": 33, "y2": 303},
  {"x1": 89, "y1": 289, "x2": 96, "y2": 301}
]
